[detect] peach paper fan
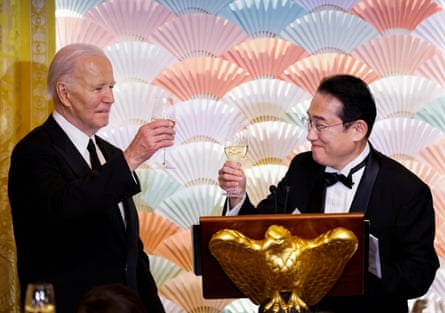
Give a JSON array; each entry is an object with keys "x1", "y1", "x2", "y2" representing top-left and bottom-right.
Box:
[
  {"x1": 397, "y1": 159, "x2": 445, "y2": 189},
  {"x1": 414, "y1": 96, "x2": 445, "y2": 133},
  {"x1": 155, "y1": 185, "x2": 225, "y2": 230},
  {"x1": 151, "y1": 56, "x2": 252, "y2": 101},
  {"x1": 56, "y1": 16, "x2": 114, "y2": 50},
  {"x1": 159, "y1": 271, "x2": 233, "y2": 313},
  {"x1": 351, "y1": 33, "x2": 438, "y2": 77},
  {"x1": 104, "y1": 41, "x2": 178, "y2": 84},
  {"x1": 138, "y1": 211, "x2": 181, "y2": 253},
  {"x1": 152, "y1": 229, "x2": 193, "y2": 271},
  {"x1": 416, "y1": 53, "x2": 445, "y2": 87},
  {"x1": 148, "y1": 254, "x2": 184, "y2": 287},
  {"x1": 56, "y1": 0, "x2": 104, "y2": 17},
  {"x1": 245, "y1": 164, "x2": 288, "y2": 207},
  {"x1": 154, "y1": 0, "x2": 233, "y2": 15},
  {"x1": 221, "y1": 38, "x2": 308, "y2": 79},
  {"x1": 416, "y1": 138, "x2": 445, "y2": 174},
  {"x1": 280, "y1": 53, "x2": 379, "y2": 94},
  {"x1": 221, "y1": 78, "x2": 311, "y2": 124},
  {"x1": 413, "y1": 10, "x2": 445, "y2": 51},
  {"x1": 296, "y1": 0, "x2": 361, "y2": 12},
  {"x1": 369, "y1": 75, "x2": 445, "y2": 119},
  {"x1": 218, "y1": 0, "x2": 307, "y2": 38},
  {"x1": 85, "y1": 0, "x2": 176, "y2": 41},
  {"x1": 369, "y1": 118, "x2": 445, "y2": 162},
  {"x1": 149, "y1": 13, "x2": 249, "y2": 60},
  {"x1": 281, "y1": 10, "x2": 378, "y2": 54},
  {"x1": 175, "y1": 99, "x2": 240, "y2": 145},
  {"x1": 350, "y1": 0, "x2": 441, "y2": 34},
  {"x1": 244, "y1": 121, "x2": 308, "y2": 167}
]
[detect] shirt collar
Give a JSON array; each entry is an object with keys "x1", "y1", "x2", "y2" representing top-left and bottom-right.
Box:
[
  {"x1": 52, "y1": 111, "x2": 93, "y2": 155},
  {"x1": 325, "y1": 142, "x2": 370, "y2": 175}
]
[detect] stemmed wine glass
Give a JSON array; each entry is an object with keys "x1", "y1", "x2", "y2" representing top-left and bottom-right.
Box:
[
  {"x1": 151, "y1": 97, "x2": 176, "y2": 169},
  {"x1": 223, "y1": 126, "x2": 249, "y2": 198},
  {"x1": 24, "y1": 282, "x2": 56, "y2": 313}
]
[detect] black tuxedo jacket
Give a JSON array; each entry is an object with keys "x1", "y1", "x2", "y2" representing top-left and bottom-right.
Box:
[
  {"x1": 9, "y1": 115, "x2": 164, "y2": 313},
  {"x1": 232, "y1": 147, "x2": 439, "y2": 313}
]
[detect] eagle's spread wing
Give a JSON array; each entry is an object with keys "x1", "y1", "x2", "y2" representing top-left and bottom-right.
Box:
[
  {"x1": 209, "y1": 228, "x2": 272, "y2": 304},
  {"x1": 299, "y1": 227, "x2": 359, "y2": 306}
]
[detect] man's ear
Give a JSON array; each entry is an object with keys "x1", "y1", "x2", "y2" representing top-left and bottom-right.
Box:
[
  {"x1": 352, "y1": 120, "x2": 368, "y2": 140},
  {"x1": 56, "y1": 82, "x2": 70, "y2": 106}
]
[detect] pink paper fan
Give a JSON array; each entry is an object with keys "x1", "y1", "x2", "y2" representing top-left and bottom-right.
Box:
[
  {"x1": 222, "y1": 37, "x2": 309, "y2": 79},
  {"x1": 138, "y1": 211, "x2": 181, "y2": 254},
  {"x1": 152, "y1": 229, "x2": 193, "y2": 271},
  {"x1": 149, "y1": 13, "x2": 249, "y2": 60},
  {"x1": 398, "y1": 159, "x2": 445, "y2": 189},
  {"x1": 350, "y1": 0, "x2": 441, "y2": 33},
  {"x1": 416, "y1": 53, "x2": 445, "y2": 86},
  {"x1": 151, "y1": 56, "x2": 252, "y2": 101},
  {"x1": 280, "y1": 53, "x2": 380, "y2": 94},
  {"x1": 416, "y1": 138, "x2": 445, "y2": 174},
  {"x1": 351, "y1": 33, "x2": 439, "y2": 77},
  {"x1": 85, "y1": 0, "x2": 176, "y2": 41},
  {"x1": 56, "y1": 16, "x2": 114, "y2": 50}
]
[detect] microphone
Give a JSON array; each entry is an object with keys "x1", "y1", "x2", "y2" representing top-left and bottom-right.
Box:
[
  {"x1": 284, "y1": 185, "x2": 290, "y2": 214},
  {"x1": 269, "y1": 185, "x2": 278, "y2": 214}
]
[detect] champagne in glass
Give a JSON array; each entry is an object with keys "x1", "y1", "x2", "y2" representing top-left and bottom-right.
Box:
[
  {"x1": 223, "y1": 128, "x2": 248, "y2": 197},
  {"x1": 24, "y1": 282, "x2": 56, "y2": 313},
  {"x1": 151, "y1": 97, "x2": 176, "y2": 169}
]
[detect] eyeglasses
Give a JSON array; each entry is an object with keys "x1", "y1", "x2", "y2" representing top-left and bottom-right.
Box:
[{"x1": 301, "y1": 116, "x2": 351, "y2": 133}]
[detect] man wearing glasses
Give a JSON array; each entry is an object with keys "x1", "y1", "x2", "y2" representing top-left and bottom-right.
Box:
[{"x1": 217, "y1": 74, "x2": 439, "y2": 313}]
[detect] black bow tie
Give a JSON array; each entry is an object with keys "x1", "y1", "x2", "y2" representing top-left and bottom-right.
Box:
[{"x1": 324, "y1": 157, "x2": 368, "y2": 189}]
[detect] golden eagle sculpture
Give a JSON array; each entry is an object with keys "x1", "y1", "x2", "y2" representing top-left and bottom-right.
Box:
[{"x1": 208, "y1": 225, "x2": 358, "y2": 313}]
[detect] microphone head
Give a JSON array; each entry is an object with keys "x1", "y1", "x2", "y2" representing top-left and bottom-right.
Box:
[{"x1": 269, "y1": 185, "x2": 277, "y2": 193}]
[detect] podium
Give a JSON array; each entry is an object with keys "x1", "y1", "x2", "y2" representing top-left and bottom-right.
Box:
[{"x1": 193, "y1": 212, "x2": 367, "y2": 300}]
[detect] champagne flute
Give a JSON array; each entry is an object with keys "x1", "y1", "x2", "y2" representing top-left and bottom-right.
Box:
[
  {"x1": 151, "y1": 97, "x2": 176, "y2": 169},
  {"x1": 24, "y1": 282, "x2": 56, "y2": 313},
  {"x1": 223, "y1": 127, "x2": 248, "y2": 198}
]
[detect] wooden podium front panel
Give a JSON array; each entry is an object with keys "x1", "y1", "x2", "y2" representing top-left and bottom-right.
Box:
[{"x1": 197, "y1": 213, "x2": 366, "y2": 299}]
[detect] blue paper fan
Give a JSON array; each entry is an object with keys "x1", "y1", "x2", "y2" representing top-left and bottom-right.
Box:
[
  {"x1": 104, "y1": 41, "x2": 178, "y2": 84},
  {"x1": 218, "y1": 0, "x2": 307, "y2": 38},
  {"x1": 414, "y1": 96, "x2": 445, "y2": 134},
  {"x1": 282, "y1": 99, "x2": 311, "y2": 127},
  {"x1": 56, "y1": 0, "x2": 104, "y2": 17},
  {"x1": 154, "y1": 0, "x2": 233, "y2": 14},
  {"x1": 149, "y1": 13, "x2": 249, "y2": 60},
  {"x1": 149, "y1": 255, "x2": 184, "y2": 287},
  {"x1": 294, "y1": 0, "x2": 361, "y2": 12},
  {"x1": 280, "y1": 10, "x2": 378, "y2": 54}
]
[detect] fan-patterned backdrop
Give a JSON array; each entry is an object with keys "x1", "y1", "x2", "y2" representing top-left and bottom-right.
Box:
[{"x1": 56, "y1": 0, "x2": 445, "y2": 311}]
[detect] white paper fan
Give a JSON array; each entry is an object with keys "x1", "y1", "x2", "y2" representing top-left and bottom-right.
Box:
[
  {"x1": 245, "y1": 164, "x2": 289, "y2": 206},
  {"x1": 350, "y1": 0, "x2": 441, "y2": 33},
  {"x1": 175, "y1": 99, "x2": 241, "y2": 144},
  {"x1": 85, "y1": 0, "x2": 176, "y2": 41},
  {"x1": 221, "y1": 298, "x2": 259, "y2": 313},
  {"x1": 56, "y1": 16, "x2": 114, "y2": 50},
  {"x1": 413, "y1": 10, "x2": 445, "y2": 51},
  {"x1": 369, "y1": 75, "x2": 445, "y2": 119},
  {"x1": 280, "y1": 10, "x2": 378, "y2": 54},
  {"x1": 414, "y1": 96, "x2": 445, "y2": 134},
  {"x1": 149, "y1": 13, "x2": 249, "y2": 60},
  {"x1": 416, "y1": 53, "x2": 445, "y2": 87},
  {"x1": 161, "y1": 297, "x2": 186, "y2": 313},
  {"x1": 135, "y1": 168, "x2": 183, "y2": 211},
  {"x1": 280, "y1": 53, "x2": 380, "y2": 94},
  {"x1": 221, "y1": 38, "x2": 309, "y2": 79},
  {"x1": 151, "y1": 56, "x2": 252, "y2": 101},
  {"x1": 97, "y1": 124, "x2": 139, "y2": 150},
  {"x1": 351, "y1": 33, "x2": 438, "y2": 77},
  {"x1": 218, "y1": 0, "x2": 307, "y2": 38},
  {"x1": 151, "y1": 142, "x2": 226, "y2": 187},
  {"x1": 148, "y1": 254, "x2": 184, "y2": 287},
  {"x1": 295, "y1": 0, "x2": 361, "y2": 12},
  {"x1": 138, "y1": 211, "x2": 181, "y2": 253},
  {"x1": 244, "y1": 121, "x2": 308, "y2": 167},
  {"x1": 104, "y1": 41, "x2": 178, "y2": 84},
  {"x1": 56, "y1": 0, "x2": 104, "y2": 17},
  {"x1": 155, "y1": 185, "x2": 225, "y2": 230},
  {"x1": 159, "y1": 271, "x2": 233, "y2": 313},
  {"x1": 222, "y1": 78, "x2": 311, "y2": 124},
  {"x1": 416, "y1": 138, "x2": 445, "y2": 174},
  {"x1": 369, "y1": 118, "x2": 445, "y2": 161},
  {"x1": 152, "y1": 229, "x2": 193, "y2": 271},
  {"x1": 282, "y1": 99, "x2": 312, "y2": 127},
  {"x1": 154, "y1": 0, "x2": 233, "y2": 14},
  {"x1": 109, "y1": 83, "x2": 175, "y2": 127}
]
